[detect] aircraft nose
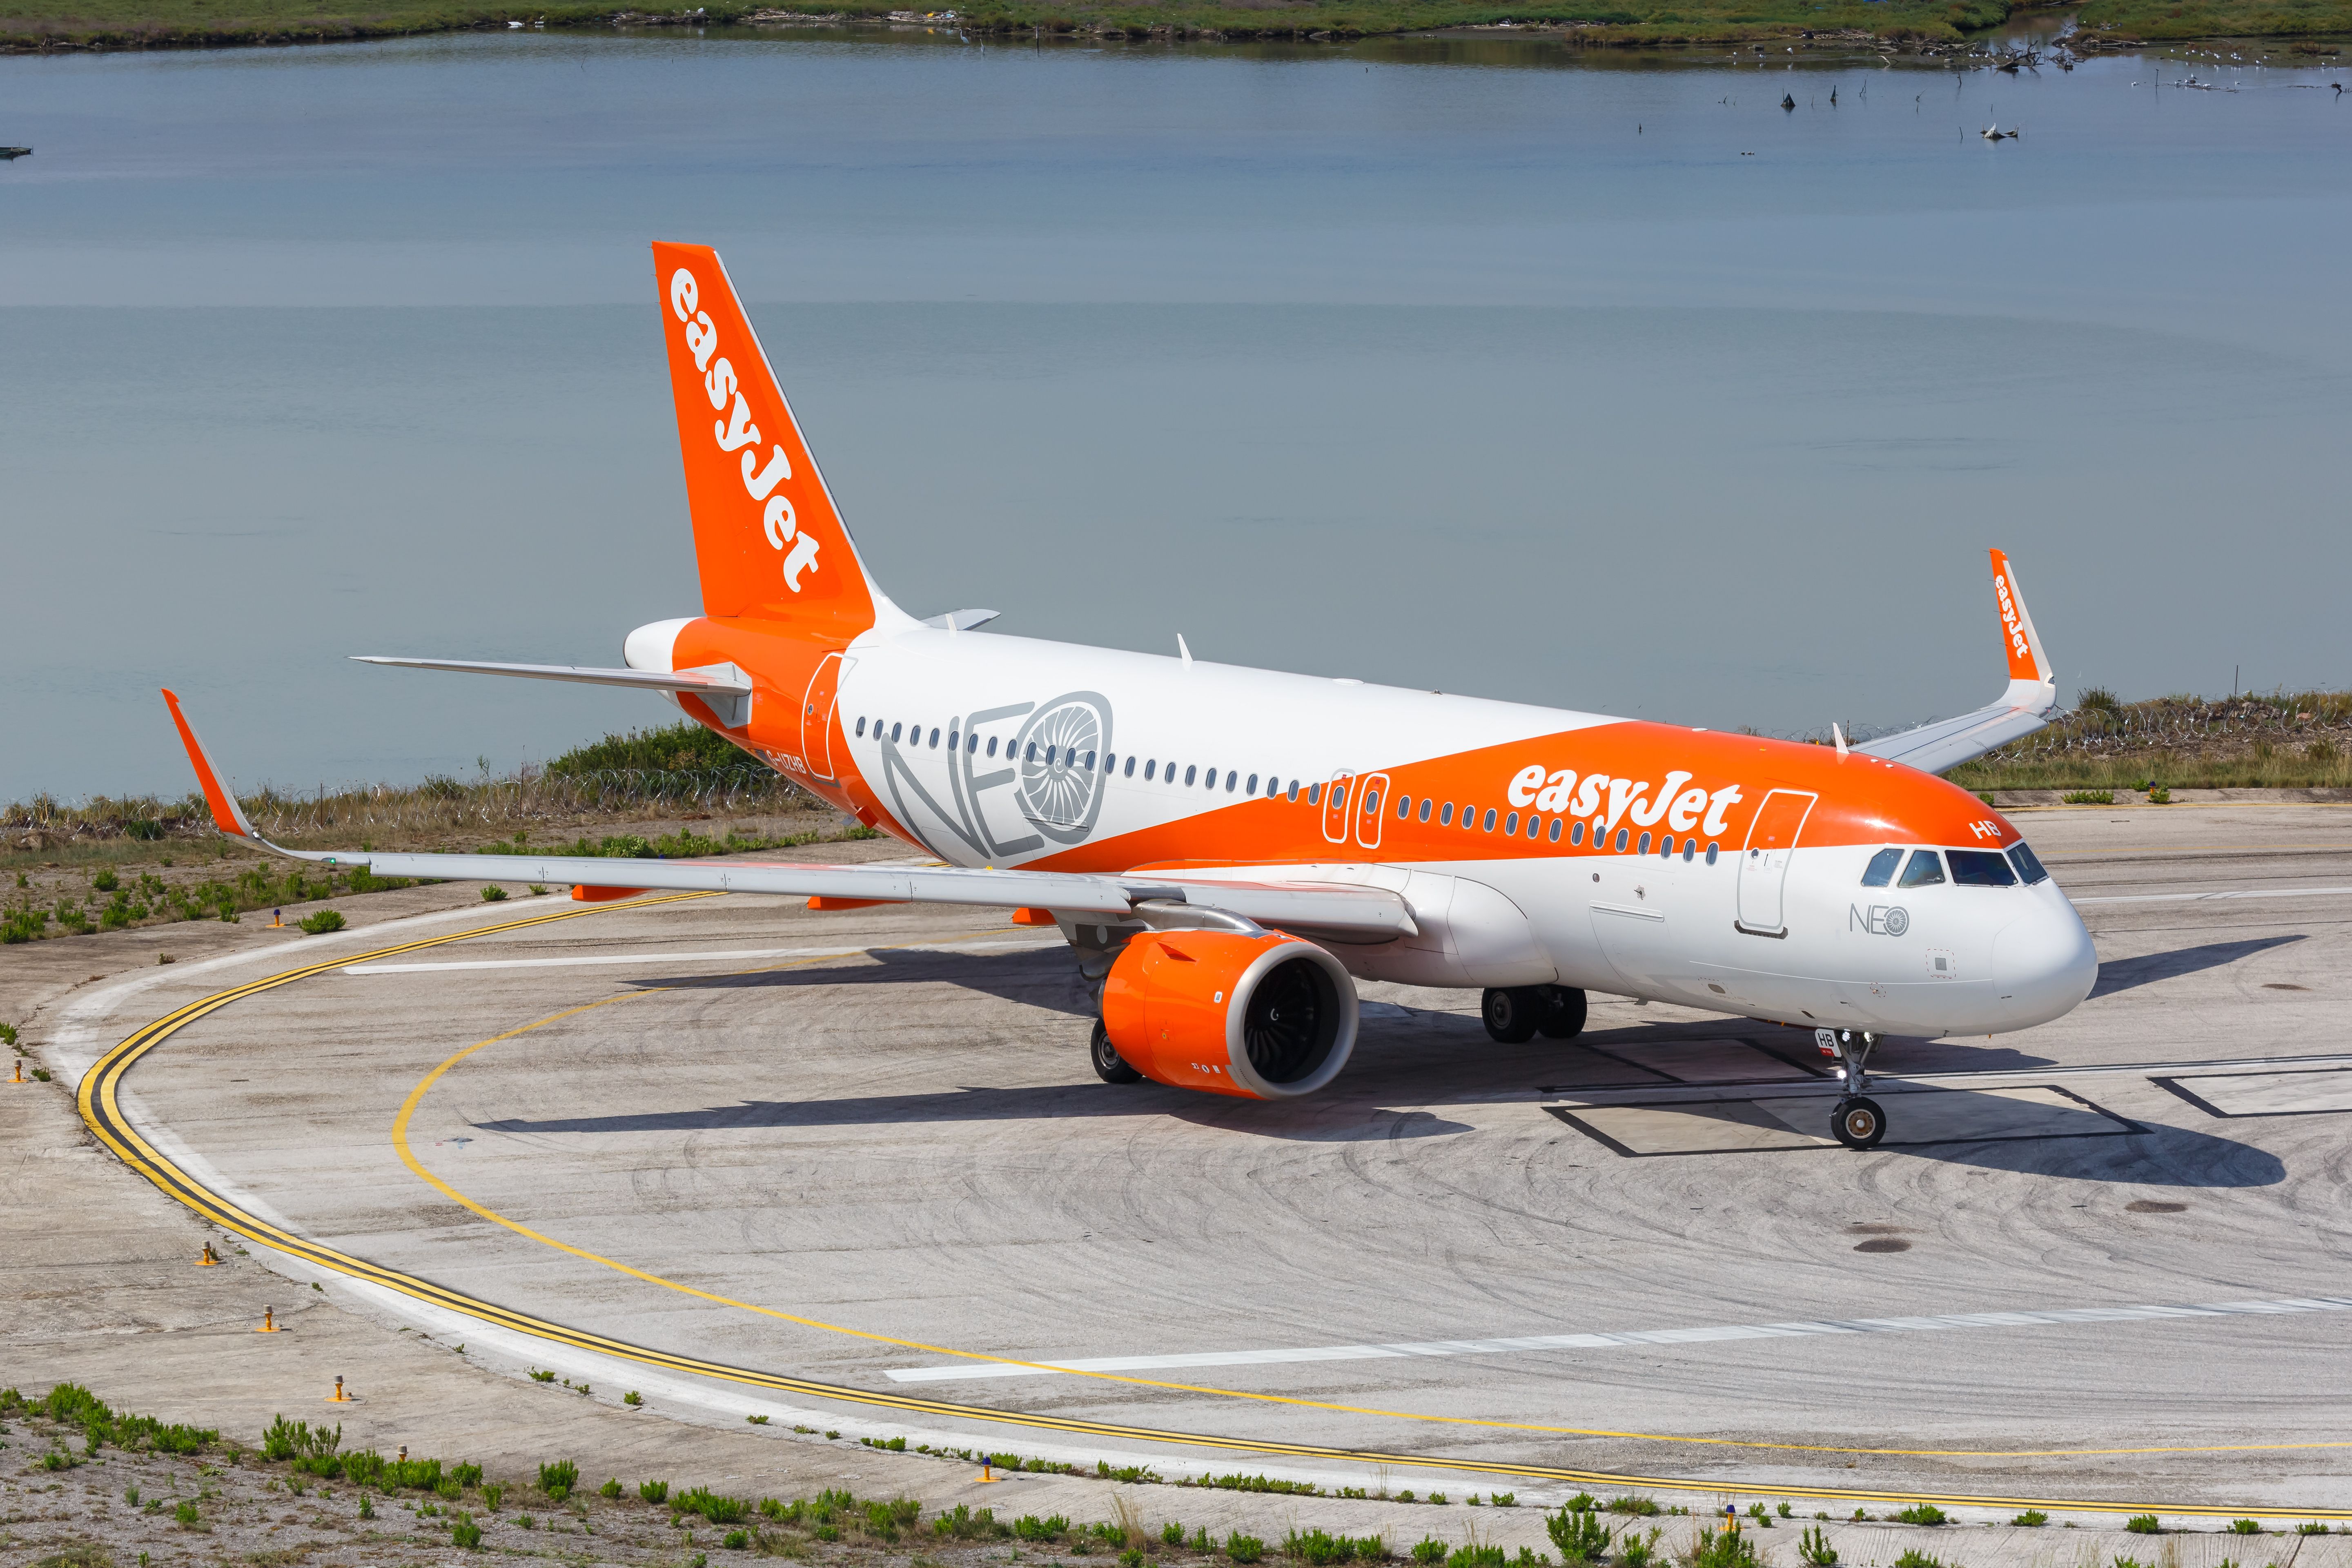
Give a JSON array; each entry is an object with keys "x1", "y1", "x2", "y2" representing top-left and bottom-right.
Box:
[{"x1": 1993, "y1": 895, "x2": 2099, "y2": 1026}]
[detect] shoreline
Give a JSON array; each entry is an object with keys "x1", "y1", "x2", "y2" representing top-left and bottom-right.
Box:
[{"x1": 8, "y1": 4, "x2": 2343, "y2": 60}]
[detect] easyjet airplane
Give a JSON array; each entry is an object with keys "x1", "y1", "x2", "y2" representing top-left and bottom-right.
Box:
[{"x1": 164, "y1": 242, "x2": 2098, "y2": 1152}]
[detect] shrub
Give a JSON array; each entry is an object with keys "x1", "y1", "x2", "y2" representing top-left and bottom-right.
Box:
[
  {"x1": 1606, "y1": 1497, "x2": 1658, "y2": 1517},
  {"x1": 935, "y1": 1505, "x2": 1008, "y2": 1541},
  {"x1": 1015, "y1": 1515, "x2": 1070, "y2": 1542},
  {"x1": 724, "y1": 1530, "x2": 751, "y2": 1550},
  {"x1": 2227, "y1": 1520, "x2": 2260, "y2": 1535},
  {"x1": 674, "y1": 1487, "x2": 750, "y2": 1526},
  {"x1": 2125, "y1": 1517, "x2": 2161, "y2": 1535},
  {"x1": 2298, "y1": 1523, "x2": 2332, "y2": 1537},
  {"x1": 624, "y1": 1391, "x2": 642, "y2": 1406},
  {"x1": 298, "y1": 909, "x2": 347, "y2": 934},
  {"x1": 174, "y1": 1501, "x2": 200, "y2": 1528},
  {"x1": 1228, "y1": 1535, "x2": 1266, "y2": 1565},
  {"x1": 1492, "y1": 1494, "x2": 1517, "y2": 1508},
  {"x1": 2148, "y1": 786, "x2": 2172, "y2": 805},
  {"x1": 91, "y1": 868, "x2": 119, "y2": 892},
  {"x1": 452, "y1": 1512, "x2": 483, "y2": 1549},
  {"x1": 1889, "y1": 1553, "x2": 1940, "y2": 1568},
  {"x1": 1617, "y1": 1529, "x2": 1662, "y2": 1568},
  {"x1": 1165, "y1": 1523, "x2": 1187, "y2": 1547},
  {"x1": 2013, "y1": 1511, "x2": 2049, "y2": 1527},
  {"x1": 601, "y1": 1478, "x2": 623, "y2": 1499},
  {"x1": 1411, "y1": 1540, "x2": 1447, "y2": 1565},
  {"x1": 1122, "y1": 1552, "x2": 1148, "y2": 1568},
  {"x1": 1446, "y1": 1549, "x2": 1505, "y2": 1568},
  {"x1": 1690, "y1": 1529, "x2": 1759, "y2": 1568},
  {"x1": 1799, "y1": 1526, "x2": 1836, "y2": 1566},
  {"x1": 1548, "y1": 1504, "x2": 1612, "y2": 1563},
  {"x1": 1895, "y1": 1505, "x2": 1947, "y2": 1526},
  {"x1": 2061, "y1": 791, "x2": 2114, "y2": 805},
  {"x1": 453, "y1": 1463, "x2": 482, "y2": 1488},
  {"x1": 1285, "y1": 1528, "x2": 1355, "y2": 1564},
  {"x1": 481, "y1": 1482, "x2": 504, "y2": 1510},
  {"x1": 481, "y1": 884, "x2": 508, "y2": 902},
  {"x1": 640, "y1": 1480, "x2": 668, "y2": 1504}
]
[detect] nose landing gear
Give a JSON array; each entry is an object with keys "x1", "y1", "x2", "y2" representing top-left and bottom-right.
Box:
[{"x1": 1817, "y1": 1027, "x2": 1885, "y2": 1149}]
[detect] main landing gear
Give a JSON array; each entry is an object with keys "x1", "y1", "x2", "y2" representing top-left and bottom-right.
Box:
[
  {"x1": 1818, "y1": 1027, "x2": 1885, "y2": 1149},
  {"x1": 1481, "y1": 985, "x2": 1587, "y2": 1044}
]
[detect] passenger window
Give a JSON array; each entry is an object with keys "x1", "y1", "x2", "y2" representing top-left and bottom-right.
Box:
[
  {"x1": 1860, "y1": 847, "x2": 1902, "y2": 888},
  {"x1": 1681, "y1": 840, "x2": 1694, "y2": 862},
  {"x1": 1482, "y1": 808, "x2": 1497, "y2": 832},
  {"x1": 1308, "y1": 782, "x2": 1321, "y2": 806},
  {"x1": 2009, "y1": 843, "x2": 2049, "y2": 884},
  {"x1": 1440, "y1": 802, "x2": 1454, "y2": 826},
  {"x1": 1528, "y1": 815, "x2": 1541, "y2": 839},
  {"x1": 1125, "y1": 755, "x2": 1136, "y2": 777},
  {"x1": 1364, "y1": 788, "x2": 1381, "y2": 816},
  {"x1": 1613, "y1": 828, "x2": 1628, "y2": 852},
  {"x1": 1247, "y1": 773, "x2": 1259, "y2": 795},
  {"x1": 1949, "y1": 849, "x2": 2019, "y2": 887},
  {"x1": 890, "y1": 722, "x2": 902, "y2": 743},
  {"x1": 1144, "y1": 760, "x2": 1156, "y2": 780},
  {"x1": 1898, "y1": 850, "x2": 1947, "y2": 888},
  {"x1": 1548, "y1": 817, "x2": 1562, "y2": 842},
  {"x1": 855, "y1": 717, "x2": 867, "y2": 737},
  {"x1": 1571, "y1": 822, "x2": 1585, "y2": 846},
  {"x1": 948, "y1": 729, "x2": 959, "y2": 751},
  {"x1": 1637, "y1": 832, "x2": 1651, "y2": 855},
  {"x1": 1419, "y1": 797, "x2": 1433, "y2": 823},
  {"x1": 1506, "y1": 812, "x2": 1520, "y2": 835},
  {"x1": 968, "y1": 734, "x2": 978, "y2": 753},
  {"x1": 1706, "y1": 842, "x2": 1718, "y2": 864},
  {"x1": 1184, "y1": 765, "x2": 1197, "y2": 786},
  {"x1": 1397, "y1": 794, "x2": 1410, "y2": 820},
  {"x1": 1287, "y1": 780, "x2": 1299, "y2": 802},
  {"x1": 1085, "y1": 750, "x2": 1097, "y2": 770},
  {"x1": 1226, "y1": 770, "x2": 1238, "y2": 791},
  {"x1": 1658, "y1": 835, "x2": 1673, "y2": 857},
  {"x1": 1027, "y1": 742, "x2": 1038, "y2": 762}
]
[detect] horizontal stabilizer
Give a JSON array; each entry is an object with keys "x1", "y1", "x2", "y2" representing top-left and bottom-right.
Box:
[{"x1": 352, "y1": 655, "x2": 754, "y2": 728}]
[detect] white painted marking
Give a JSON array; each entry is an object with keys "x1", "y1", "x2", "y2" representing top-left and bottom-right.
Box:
[
  {"x1": 343, "y1": 936, "x2": 1058, "y2": 975},
  {"x1": 878, "y1": 1293, "x2": 2352, "y2": 1383},
  {"x1": 2072, "y1": 884, "x2": 2352, "y2": 906}
]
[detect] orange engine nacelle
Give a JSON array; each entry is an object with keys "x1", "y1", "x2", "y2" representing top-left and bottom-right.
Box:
[{"x1": 1101, "y1": 929, "x2": 1358, "y2": 1099}]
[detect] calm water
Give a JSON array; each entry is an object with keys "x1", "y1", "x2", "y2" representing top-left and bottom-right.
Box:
[{"x1": 3, "y1": 31, "x2": 2348, "y2": 800}]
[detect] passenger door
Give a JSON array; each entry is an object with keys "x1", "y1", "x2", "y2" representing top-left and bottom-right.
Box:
[
  {"x1": 799, "y1": 652, "x2": 846, "y2": 784},
  {"x1": 1735, "y1": 788, "x2": 1816, "y2": 936}
]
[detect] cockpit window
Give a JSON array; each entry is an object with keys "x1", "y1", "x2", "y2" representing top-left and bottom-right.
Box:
[
  {"x1": 2009, "y1": 843, "x2": 2049, "y2": 884},
  {"x1": 1949, "y1": 849, "x2": 2019, "y2": 887},
  {"x1": 1860, "y1": 848, "x2": 1902, "y2": 888},
  {"x1": 1896, "y1": 850, "x2": 1946, "y2": 888}
]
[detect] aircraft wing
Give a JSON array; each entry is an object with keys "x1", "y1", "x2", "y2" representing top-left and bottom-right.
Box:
[
  {"x1": 158, "y1": 690, "x2": 1417, "y2": 940},
  {"x1": 1852, "y1": 548, "x2": 2061, "y2": 776}
]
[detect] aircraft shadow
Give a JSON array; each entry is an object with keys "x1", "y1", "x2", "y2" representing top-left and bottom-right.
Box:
[
  {"x1": 1895, "y1": 1116, "x2": 2286, "y2": 1187},
  {"x1": 2089, "y1": 934, "x2": 2306, "y2": 999}
]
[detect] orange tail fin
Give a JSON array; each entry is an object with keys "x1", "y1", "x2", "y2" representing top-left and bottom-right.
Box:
[{"x1": 651, "y1": 243, "x2": 891, "y2": 638}]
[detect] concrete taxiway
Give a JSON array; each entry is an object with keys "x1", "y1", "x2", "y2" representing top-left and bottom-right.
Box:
[{"x1": 18, "y1": 804, "x2": 2352, "y2": 1519}]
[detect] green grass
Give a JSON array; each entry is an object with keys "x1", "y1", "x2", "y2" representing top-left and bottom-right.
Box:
[{"x1": 1952, "y1": 688, "x2": 2352, "y2": 793}]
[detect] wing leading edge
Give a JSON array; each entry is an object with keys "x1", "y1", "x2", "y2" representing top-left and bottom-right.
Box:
[
  {"x1": 1852, "y1": 548, "x2": 2061, "y2": 776},
  {"x1": 158, "y1": 690, "x2": 1416, "y2": 940}
]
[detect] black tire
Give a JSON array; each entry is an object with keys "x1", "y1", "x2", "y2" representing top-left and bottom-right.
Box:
[
  {"x1": 1833, "y1": 1095, "x2": 1886, "y2": 1150},
  {"x1": 1481, "y1": 986, "x2": 1544, "y2": 1044},
  {"x1": 1536, "y1": 985, "x2": 1588, "y2": 1040},
  {"x1": 1090, "y1": 1018, "x2": 1143, "y2": 1084}
]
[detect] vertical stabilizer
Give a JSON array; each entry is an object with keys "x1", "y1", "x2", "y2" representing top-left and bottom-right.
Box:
[{"x1": 651, "y1": 243, "x2": 906, "y2": 639}]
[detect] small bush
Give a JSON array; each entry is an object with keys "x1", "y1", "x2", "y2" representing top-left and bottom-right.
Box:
[
  {"x1": 2227, "y1": 1520, "x2": 2261, "y2": 1535},
  {"x1": 1895, "y1": 1505, "x2": 1947, "y2": 1526},
  {"x1": 2299, "y1": 1523, "x2": 2333, "y2": 1537},
  {"x1": 528, "y1": 1368, "x2": 555, "y2": 1383},
  {"x1": 1493, "y1": 1494, "x2": 1517, "y2": 1508},
  {"x1": 2125, "y1": 1517, "x2": 2162, "y2": 1536},
  {"x1": 1617, "y1": 1529, "x2": 1662, "y2": 1568},
  {"x1": 1122, "y1": 1552, "x2": 1147, "y2": 1568},
  {"x1": 2013, "y1": 1511, "x2": 2049, "y2": 1527},
  {"x1": 2061, "y1": 790, "x2": 2114, "y2": 805},
  {"x1": 481, "y1": 884, "x2": 508, "y2": 902},
  {"x1": 1606, "y1": 1497, "x2": 1658, "y2": 1517},
  {"x1": 452, "y1": 1512, "x2": 483, "y2": 1549},
  {"x1": 481, "y1": 1482, "x2": 504, "y2": 1510},
  {"x1": 1411, "y1": 1540, "x2": 1447, "y2": 1565},
  {"x1": 1548, "y1": 1505, "x2": 1613, "y2": 1563},
  {"x1": 601, "y1": 1478, "x2": 623, "y2": 1499},
  {"x1": 359, "y1": 1492, "x2": 374, "y2": 1520},
  {"x1": 1227, "y1": 1534, "x2": 1265, "y2": 1564},
  {"x1": 2148, "y1": 786, "x2": 2172, "y2": 805},
  {"x1": 1165, "y1": 1523, "x2": 1187, "y2": 1547},
  {"x1": 640, "y1": 1480, "x2": 669, "y2": 1504},
  {"x1": 173, "y1": 1501, "x2": 200, "y2": 1529},
  {"x1": 1799, "y1": 1526, "x2": 1836, "y2": 1566},
  {"x1": 724, "y1": 1530, "x2": 751, "y2": 1550},
  {"x1": 1016, "y1": 1515, "x2": 1071, "y2": 1542},
  {"x1": 539, "y1": 1459, "x2": 577, "y2": 1501},
  {"x1": 1889, "y1": 1553, "x2": 1940, "y2": 1568},
  {"x1": 298, "y1": 909, "x2": 346, "y2": 934},
  {"x1": 1690, "y1": 1530, "x2": 1760, "y2": 1568},
  {"x1": 624, "y1": 1390, "x2": 642, "y2": 1406}
]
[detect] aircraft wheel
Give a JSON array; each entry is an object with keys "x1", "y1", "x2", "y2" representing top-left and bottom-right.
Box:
[
  {"x1": 1091, "y1": 1018, "x2": 1143, "y2": 1084},
  {"x1": 1833, "y1": 1095, "x2": 1886, "y2": 1150},
  {"x1": 1481, "y1": 987, "x2": 1544, "y2": 1044},
  {"x1": 1536, "y1": 985, "x2": 1587, "y2": 1040}
]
